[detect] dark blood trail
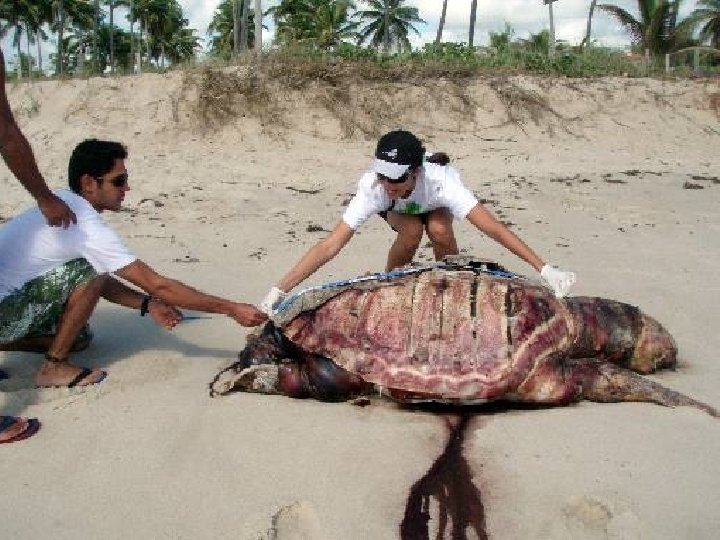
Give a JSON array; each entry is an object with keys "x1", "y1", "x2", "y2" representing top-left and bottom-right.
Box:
[{"x1": 400, "y1": 414, "x2": 488, "y2": 540}]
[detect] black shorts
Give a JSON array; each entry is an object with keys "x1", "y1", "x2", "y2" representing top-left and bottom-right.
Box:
[{"x1": 378, "y1": 210, "x2": 430, "y2": 232}]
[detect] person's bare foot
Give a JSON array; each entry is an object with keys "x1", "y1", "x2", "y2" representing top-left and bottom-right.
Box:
[{"x1": 35, "y1": 357, "x2": 106, "y2": 388}]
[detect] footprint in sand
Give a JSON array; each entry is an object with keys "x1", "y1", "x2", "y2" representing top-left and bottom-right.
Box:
[
  {"x1": 561, "y1": 496, "x2": 642, "y2": 540},
  {"x1": 267, "y1": 501, "x2": 327, "y2": 540}
]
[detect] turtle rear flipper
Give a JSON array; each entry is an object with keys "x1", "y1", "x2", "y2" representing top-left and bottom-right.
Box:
[{"x1": 570, "y1": 360, "x2": 718, "y2": 417}]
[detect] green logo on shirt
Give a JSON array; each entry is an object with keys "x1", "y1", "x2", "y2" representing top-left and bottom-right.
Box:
[{"x1": 403, "y1": 202, "x2": 423, "y2": 215}]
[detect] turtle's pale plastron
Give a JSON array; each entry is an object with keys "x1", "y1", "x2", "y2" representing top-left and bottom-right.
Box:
[{"x1": 211, "y1": 261, "x2": 716, "y2": 416}]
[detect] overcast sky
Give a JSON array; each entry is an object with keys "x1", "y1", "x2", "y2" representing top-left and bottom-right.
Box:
[{"x1": 179, "y1": 0, "x2": 701, "y2": 49}]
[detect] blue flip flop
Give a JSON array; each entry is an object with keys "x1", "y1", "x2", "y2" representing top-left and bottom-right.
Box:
[
  {"x1": 0, "y1": 416, "x2": 41, "y2": 444},
  {"x1": 36, "y1": 368, "x2": 107, "y2": 389}
]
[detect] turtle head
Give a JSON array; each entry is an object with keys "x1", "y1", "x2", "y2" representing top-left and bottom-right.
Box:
[
  {"x1": 209, "y1": 322, "x2": 293, "y2": 397},
  {"x1": 237, "y1": 322, "x2": 290, "y2": 370}
]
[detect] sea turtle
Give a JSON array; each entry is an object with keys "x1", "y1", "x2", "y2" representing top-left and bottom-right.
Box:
[{"x1": 210, "y1": 259, "x2": 716, "y2": 416}]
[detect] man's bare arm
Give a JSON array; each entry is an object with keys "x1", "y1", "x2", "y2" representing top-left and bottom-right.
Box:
[
  {"x1": 116, "y1": 260, "x2": 267, "y2": 327},
  {"x1": 0, "y1": 48, "x2": 76, "y2": 227},
  {"x1": 100, "y1": 275, "x2": 183, "y2": 329}
]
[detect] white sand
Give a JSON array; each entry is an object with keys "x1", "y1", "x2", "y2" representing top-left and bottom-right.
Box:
[{"x1": 1, "y1": 71, "x2": 719, "y2": 539}]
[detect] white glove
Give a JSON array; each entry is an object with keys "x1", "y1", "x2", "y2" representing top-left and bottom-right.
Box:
[
  {"x1": 540, "y1": 264, "x2": 576, "y2": 298},
  {"x1": 260, "y1": 286, "x2": 287, "y2": 316}
]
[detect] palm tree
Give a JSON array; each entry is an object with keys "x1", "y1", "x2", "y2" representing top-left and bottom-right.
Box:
[
  {"x1": 139, "y1": 0, "x2": 197, "y2": 67},
  {"x1": 164, "y1": 26, "x2": 199, "y2": 64},
  {"x1": 72, "y1": 21, "x2": 133, "y2": 72},
  {"x1": 598, "y1": 0, "x2": 696, "y2": 55},
  {"x1": 208, "y1": 0, "x2": 259, "y2": 58},
  {"x1": 49, "y1": 0, "x2": 95, "y2": 75},
  {"x1": 241, "y1": 0, "x2": 251, "y2": 52},
  {"x1": 133, "y1": 0, "x2": 185, "y2": 68},
  {"x1": 435, "y1": 0, "x2": 448, "y2": 44},
  {"x1": 234, "y1": 0, "x2": 241, "y2": 56},
  {"x1": 129, "y1": 0, "x2": 135, "y2": 71},
  {"x1": 468, "y1": 0, "x2": 478, "y2": 47},
  {"x1": 208, "y1": 0, "x2": 234, "y2": 57},
  {"x1": 92, "y1": 0, "x2": 101, "y2": 73},
  {"x1": 0, "y1": 0, "x2": 42, "y2": 78},
  {"x1": 686, "y1": 0, "x2": 720, "y2": 48},
  {"x1": 267, "y1": 0, "x2": 309, "y2": 45},
  {"x1": 545, "y1": 0, "x2": 557, "y2": 58},
  {"x1": 355, "y1": 0, "x2": 424, "y2": 53},
  {"x1": 313, "y1": 0, "x2": 360, "y2": 50},
  {"x1": 254, "y1": 0, "x2": 262, "y2": 53},
  {"x1": 30, "y1": 0, "x2": 54, "y2": 74},
  {"x1": 131, "y1": 0, "x2": 159, "y2": 68},
  {"x1": 269, "y1": 0, "x2": 358, "y2": 51},
  {"x1": 105, "y1": 0, "x2": 128, "y2": 73},
  {"x1": 582, "y1": 0, "x2": 599, "y2": 49}
]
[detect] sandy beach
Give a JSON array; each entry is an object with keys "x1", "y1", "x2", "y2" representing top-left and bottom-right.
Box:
[{"x1": 1, "y1": 70, "x2": 719, "y2": 539}]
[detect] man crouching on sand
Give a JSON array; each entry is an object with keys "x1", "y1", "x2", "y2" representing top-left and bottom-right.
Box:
[{"x1": 0, "y1": 139, "x2": 267, "y2": 388}]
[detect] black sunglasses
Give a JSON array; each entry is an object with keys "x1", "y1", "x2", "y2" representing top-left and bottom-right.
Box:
[
  {"x1": 378, "y1": 170, "x2": 410, "y2": 184},
  {"x1": 97, "y1": 172, "x2": 128, "y2": 188}
]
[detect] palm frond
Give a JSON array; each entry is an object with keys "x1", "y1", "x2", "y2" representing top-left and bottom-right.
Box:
[{"x1": 598, "y1": 4, "x2": 645, "y2": 44}]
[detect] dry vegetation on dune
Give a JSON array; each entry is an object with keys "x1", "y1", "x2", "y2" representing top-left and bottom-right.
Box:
[
  {"x1": 179, "y1": 58, "x2": 581, "y2": 139},
  {"x1": 175, "y1": 57, "x2": 719, "y2": 141}
]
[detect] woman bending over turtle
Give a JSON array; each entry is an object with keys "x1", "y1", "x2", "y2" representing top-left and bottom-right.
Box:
[{"x1": 260, "y1": 130, "x2": 575, "y2": 314}]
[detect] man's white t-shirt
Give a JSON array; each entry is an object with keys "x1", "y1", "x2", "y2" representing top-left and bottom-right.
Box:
[
  {"x1": 0, "y1": 189, "x2": 137, "y2": 301},
  {"x1": 342, "y1": 162, "x2": 478, "y2": 230}
]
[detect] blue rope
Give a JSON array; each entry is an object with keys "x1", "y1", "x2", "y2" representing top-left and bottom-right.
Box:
[{"x1": 275, "y1": 262, "x2": 521, "y2": 314}]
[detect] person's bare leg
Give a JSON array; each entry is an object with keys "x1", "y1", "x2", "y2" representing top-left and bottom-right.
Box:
[
  {"x1": 34, "y1": 275, "x2": 108, "y2": 387},
  {"x1": 1, "y1": 329, "x2": 92, "y2": 353},
  {"x1": 384, "y1": 213, "x2": 424, "y2": 271},
  {"x1": 425, "y1": 208, "x2": 459, "y2": 261}
]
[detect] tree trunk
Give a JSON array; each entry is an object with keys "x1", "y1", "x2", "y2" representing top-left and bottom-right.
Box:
[
  {"x1": 383, "y1": 1, "x2": 390, "y2": 53},
  {"x1": 233, "y1": 0, "x2": 240, "y2": 57},
  {"x1": 37, "y1": 31, "x2": 43, "y2": 74},
  {"x1": 435, "y1": 0, "x2": 448, "y2": 45},
  {"x1": 16, "y1": 30, "x2": 22, "y2": 80},
  {"x1": 582, "y1": 0, "x2": 598, "y2": 50},
  {"x1": 78, "y1": 45, "x2": 84, "y2": 74},
  {"x1": 548, "y1": 0, "x2": 556, "y2": 58},
  {"x1": 93, "y1": 0, "x2": 99, "y2": 73},
  {"x1": 130, "y1": 0, "x2": 135, "y2": 73},
  {"x1": 139, "y1": 19, "x2": 145, "y2": 72},
  {"x1": 58, "y1": 0, "x2": 65, "y2": 76},
  {"x1": 468, "y1": 0, "x2": 478, "y2": 48},
  {"x1": 109, "y1": 2, "x2": 115, "y2": 74},
  {"x1": 25, "y1": 23, "x2": 33, "y2": 80},
  {"x1": 240, "y1": 0, "x2": 249, "y2": 52},
  {"x1": 254, "y1": 0, "x2": 262, "y2": 55}
]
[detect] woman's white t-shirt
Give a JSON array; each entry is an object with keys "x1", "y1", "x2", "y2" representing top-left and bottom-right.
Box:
[
  {"x1": 0, "y1": 189, "x2": 137, "y2": 300},
  {"x1": 342, "y1": 162, "x2": 478, "y2": 230}
]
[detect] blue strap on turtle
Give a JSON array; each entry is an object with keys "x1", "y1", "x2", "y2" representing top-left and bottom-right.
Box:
[{"x1": 274, "y1": 260, "x2": 522, "y2": 315}]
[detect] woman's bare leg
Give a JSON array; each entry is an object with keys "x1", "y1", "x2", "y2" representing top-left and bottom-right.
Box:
[{"x1": 384, "y1": 212, "x2": 424, "y2": 271}]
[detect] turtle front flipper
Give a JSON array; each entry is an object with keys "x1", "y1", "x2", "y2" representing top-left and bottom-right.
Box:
[
  {"x1": 568, "y1": 359, "x2": 718, "y2": 417},
  {"x1": 279, "y1": 354, "x2": 373, "y2": 402}
]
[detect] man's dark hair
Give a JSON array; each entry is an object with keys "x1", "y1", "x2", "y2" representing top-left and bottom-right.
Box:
[{"x1": 68, "y1": 139, "x2": 127, "y2": 194}]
